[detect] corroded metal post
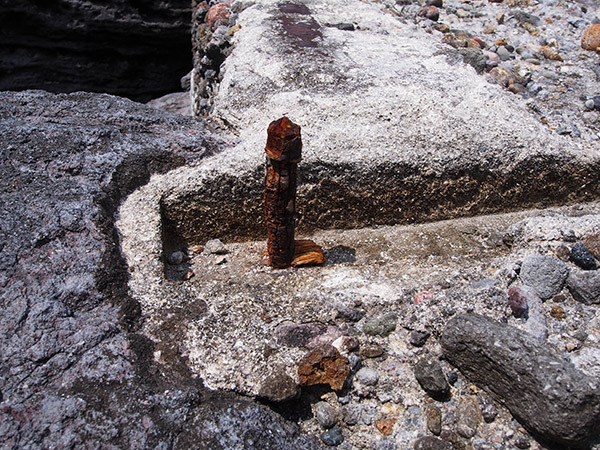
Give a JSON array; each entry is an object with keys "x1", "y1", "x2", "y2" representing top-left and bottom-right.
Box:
[{"x1": 264, "y1": 117, "x2": 302, "y2": 268}]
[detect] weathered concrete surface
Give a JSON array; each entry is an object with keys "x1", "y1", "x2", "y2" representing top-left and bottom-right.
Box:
[
  {"x1": 0, "y1": 90, "x2": 322, "y2": 449},
  {"x1": 441, "y1": 313, "x2": 600, "y2": 449},
  {"x1": 180, "y1": 0, "x2": 600, "y2": 247},
  {"x1": 119, "y1": 157, "x2": 600, "y2": 448}
]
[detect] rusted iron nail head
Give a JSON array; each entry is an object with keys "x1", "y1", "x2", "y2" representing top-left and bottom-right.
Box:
[{"x1": 266, "y1": 116, "x2": 302, "y2": 162}]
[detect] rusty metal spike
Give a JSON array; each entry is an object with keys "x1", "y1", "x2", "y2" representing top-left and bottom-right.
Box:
[
  {"x1": 265, "y1": 117, "x2": 302, "y2": 268},
  {"x1": 264, "y1": 117, "x2": 325, "y2": 269}
]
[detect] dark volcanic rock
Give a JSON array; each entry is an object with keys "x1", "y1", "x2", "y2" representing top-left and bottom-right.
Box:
[
  {"x1": 566, "y1": 269, "x2": 600, "y2": 305},
  {"x1": 413, "y1": 357, "x2": 450, "y2": 400},
  {"x1": 570, "y1": 243, "x2": 598, "y2": 270},
  {"x1": 441, "y1": 313, "x2": 600, "y2": 449},
  {"x1": 409, "y1": 329, "x2": 431, "y2": 347},
  {"x1": 0, "y1": 1, "x2": 192, "y2": 101},
  {"x1": 519, "y1": 254, "x2": 569, "y2": 300},
  {"x1": 0, "y1": 90, "x2": 321, "y2": 449}
]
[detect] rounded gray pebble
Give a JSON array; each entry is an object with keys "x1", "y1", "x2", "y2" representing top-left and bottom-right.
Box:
[
  {"x1": 355, "y1": 367, "x2": 379, "y2": 386},
  {"x1": 314, "y1": 402, "x2": 337, "y2": 429},
  {"x1": 496, "y1": 46, "x2": 511, "y2": 61},
  {"x1": 167, "y1": 250, "x2": 185, "y2": 265},
  {"x1": 585, "y1": 99, "x2": 596, "y2": 110},
  {"x1": 321, "y1": 427, "x2": 344, "y2": 446}
]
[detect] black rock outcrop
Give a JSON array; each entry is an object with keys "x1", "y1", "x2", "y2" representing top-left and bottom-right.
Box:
[{"x1": 0, "y1": 1, "x2": 192, "y2": 101}]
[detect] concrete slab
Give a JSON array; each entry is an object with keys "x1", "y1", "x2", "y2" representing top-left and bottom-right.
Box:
[
  {"x1": 117, "y1": 1, "x2": 600, "y2": 447},
  {"x1": 176, "y1": 0, "x2": 600, "y2": 247}
]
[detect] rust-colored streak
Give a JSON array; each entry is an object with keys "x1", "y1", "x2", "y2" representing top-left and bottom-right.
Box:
[{"x1": 265, "y1": 117, "x2": 302, "y2": 268}]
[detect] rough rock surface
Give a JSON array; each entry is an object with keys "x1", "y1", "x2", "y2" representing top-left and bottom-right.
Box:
[
  {"x1": 567, "y1": 269, "x2": 600, "y2": 305},
  {"x1": 298, "y1": 345, "x2": 351, "y2": 391},
  {"x1": 519, "y1": 254, "x2": 569, "y2": 300},
  {"x1": 0, "y1": 90, "x2": 321, "y2": 449},
  {"x1": 441, "y1": 313, "x2": 600, "y2": 448},
  {"x1": 0, "y1": 1, "x2": 192, "y2": 101},
  {"x1": 413, "y1": 358, "x2": 450, "y2": 401},
  {"x1": 120, "y1": 169, "x2": 600, "y2": 448}
]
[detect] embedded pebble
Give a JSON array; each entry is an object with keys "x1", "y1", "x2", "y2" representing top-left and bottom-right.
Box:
[
  {"x1": 410, "y1": 329, "x2": 431, "y2": 347},
  {"x1": 570, "y1": 243, "x2": 598, "y2": 270},
  {"x1": 456, "y1": 396, "x2": 482, "y2": 438},
  {"x1": 257, "y1": 369, "x2": 299, "y2": 402},
  {"x1": 519, "y1": 254, "x2": 569, "y2": 300},
  {"x1": 446, "y1": 370, "x2": 458, "y2": 385},
  {"x1": 334, "y1": 306, "x2": 366, "y2": 322},
  {"x1": 355, "y1": 367, "x2": 379, "y2": 386},
  {"x1": 360, "y1": 343, "x2": 384, "y2": 358},
  {"x1": 332, "y1": 335, "x2": 359, "y2": 353},
  {"x1": 363, "y1": 313, "x2": 398, "y2": 337},
  {"x1": 566, "y1": 269, "x2": 600, "y2": 305},
  {"x1": 478, "y1": 392, "x2": 498, "y2": 423},
  {"x1": 414, "y1": 358, "x2": 450, "y2": 400},
  {"x1": 550, "y1": 305, "x2": 566, "y2": 319},
  {"x1": 341, "y1": 404, "x2": 361, "y2": 425},
  {"x1": 321, "y1": 427, "x2": 344, "y2": 446},
  {"x1": 414, "y1": 436, "x2": 453, "y2": 450},
  {"x1": 584, "y1": 233, "x2": 600, "y2": 260},
  {"x1": 426, "y1": 404, "x2": 442, "y2": 435},
  {"x1": 314, "y1": 402, "x2": 338, "y2": 429},
  {"x1": 507, "y1": 285, "x2": 532, "y2": 318}
]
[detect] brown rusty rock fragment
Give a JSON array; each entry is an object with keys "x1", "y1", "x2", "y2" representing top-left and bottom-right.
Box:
[
  {"x1": 582, "y1": 24, "x2": 600, "y2": 52},
  {"x1": 292, "y1": 239, "x2": 326, "y2": 267},
  {"x1": 264, "y1": 117, "x2": 302, "y2": 268},
  {"x1": 297, "y1": 344, "x2": 350, "y2": 391},
  {"x1": 584, "y1": 233, "x2": 600, "y2": 260},
  {"x1": 376, "y1": 418, "x2": 397, "y2": 436}
]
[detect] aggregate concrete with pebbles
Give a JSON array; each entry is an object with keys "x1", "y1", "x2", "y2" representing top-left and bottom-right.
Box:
[{"x1": 119, "y1": 179, "x2": 600, "y2": 448}]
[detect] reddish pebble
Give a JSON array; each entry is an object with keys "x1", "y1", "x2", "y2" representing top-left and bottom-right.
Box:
[
  {"x1": 508, "y1": 286, "x2": 530, "y2": 318},
  {"x1": 415, "y1": 291, "x2": 434, "y2": 304},
  {"x1": 207, "y1": 3, "x2": 230, "y2": 31}
]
